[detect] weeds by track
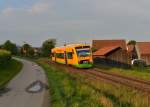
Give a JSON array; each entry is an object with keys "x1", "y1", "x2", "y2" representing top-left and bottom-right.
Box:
[
  {"x1": 49, "y1": 61, "x2": 150, "y2": 93},
  {"x1": 85, "y1": 69, "x2": 150, "y2": 93}
]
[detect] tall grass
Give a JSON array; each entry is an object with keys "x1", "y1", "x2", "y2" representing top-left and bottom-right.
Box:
[
  {"x1": 96, "y1": 64, "x2": 150, "y2": 81},
  {"x1": 37, "y1": 58, "x2": 150, "y2": 107}
]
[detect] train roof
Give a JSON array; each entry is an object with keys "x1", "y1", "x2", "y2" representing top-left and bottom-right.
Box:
[
  {"x1": 52, "y1": 44, "x2": 90, "y2": 51},
  {"x1": 65, "y1": 43, "x2": 90, "y2": 47}
]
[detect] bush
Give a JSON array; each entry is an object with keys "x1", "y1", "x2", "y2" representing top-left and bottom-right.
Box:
[
  {"x1": 0, "y1": 50, "x2": 11, "y2": 67},
  {"x1": 132, "y1": 59, "x2": 146, "y2": 71},
  {"x1": 132, "y1": 59, "x2": 146, "y2": 67},
  {"x1": 42, "y1": 39, "x2": 56, "y2": 57}
]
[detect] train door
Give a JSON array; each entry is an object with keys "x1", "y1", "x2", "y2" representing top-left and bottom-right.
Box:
[
  {"x1": 66, "y1": 49, "x2": 74, "y2": 65},
  {"x1": 51, "y1": 52, "x2": 56, "y2": 62},
  {"x1": 54, "y1": 53, "x2": 56, "y2": 62},
  {"x1": 64, "y1": 51, "x2": 68, "y2": 64}
]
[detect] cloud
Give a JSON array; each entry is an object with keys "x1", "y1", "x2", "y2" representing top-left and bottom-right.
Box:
[
  {"x1": 1, "y1": 0, "x2": 150, "y2": 46},
  {"x1": 28, "y1": 2, "x2": 51, "y2": 15},
  {"x1": 1, "y1": 1, "x2": 53, "y2": 16},
  {"x1": 1, "y1": 7, "x2": 15, "y2": 16}
]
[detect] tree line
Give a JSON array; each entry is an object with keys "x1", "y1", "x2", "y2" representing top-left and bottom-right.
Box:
[
  {"x1": 0, "y1": 39, "x2": 56, "y2": 57},
  {"x1": 0, "y1": 39, "x2": 136, "y2": 57}
]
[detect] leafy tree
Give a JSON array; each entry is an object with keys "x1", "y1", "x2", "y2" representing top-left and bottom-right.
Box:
[
  {"x1": 28, "y1": 48, "x2": 35, "y2": 57},
  {"x1": 92, "y1": 47, "x2": 97, "y2": 52},
  {"x1": 128, "y1": 40, "x2": 136, "y2": 45},
  {"x1": 20, "y1": 43, "x2": 36, "y2": 57},
  {"x1": 0, "y1": 45, "x2": 3, "y2": 49},
  {"x1": 42, "y1": 39, "x2": 56, "y2": 57},
  {"x1": 3, "y1": 40, "x2": 18, "y2": 55},
  {"x1": 22, "y1": 44, "x2": 31, "y2": 51},
  {"x1": 21, "y1": 43, "x2": 32, "y2": 56}
]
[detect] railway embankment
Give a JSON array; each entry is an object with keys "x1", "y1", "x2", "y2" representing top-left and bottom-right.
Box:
[
  {"x1": 95, "y1": 64, "x2": 150, "y2": 81},
  {"x1": 37, "y1": 58, "x2": 150, "y2": 107}
]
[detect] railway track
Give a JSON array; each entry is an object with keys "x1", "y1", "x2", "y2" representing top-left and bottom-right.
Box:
[
  {"x1": 84, "y1": 69, "x2": 150, "y2": 92},
  {"x1": 49, "y1": 61, "x2": 150, "y2": 93},
  {"x1": 94, "y1": 68, "x2": 150, "y2": 85}
]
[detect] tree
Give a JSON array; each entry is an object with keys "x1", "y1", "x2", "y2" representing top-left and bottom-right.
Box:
[
  {"x1": 0, "y1": 45, "x2": 3, "y2": 49},
  {"x1": 128, "y1": 40, "x2": 137, "y2": 45},
  {"x1": 20, "y1": 43, "x2": 36, "y2": 57},
  {"x1": 21, "y1": 43, "x2": 32, "y2": 56},
  {"x1": 28, "y1": 48, "x2": 35, "y2": 57},
  {"x1": 92, "y1": 47, "x2": 97, "y2": 52},
  {"x1": 42, "y1": 39, "x2": 56, "y2": 57},
  {"x1": 3, "y1": 40, "x2": 18, "y2": 55}
]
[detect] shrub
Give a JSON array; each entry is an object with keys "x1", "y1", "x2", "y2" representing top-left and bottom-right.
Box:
[
  {"x1": 0, "y1": 50, "x2": 11, "y2": 67},
  {"x1": 132, "y1": 59, "x2": 146, "y2": 71},
  {"x1": 42, "y1": 39, "x2": 56, "y2": 57}
]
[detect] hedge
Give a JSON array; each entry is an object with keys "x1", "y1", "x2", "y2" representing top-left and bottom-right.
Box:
[{"x1": 0, "y1": 50, "x2": 11, "y2": 67}]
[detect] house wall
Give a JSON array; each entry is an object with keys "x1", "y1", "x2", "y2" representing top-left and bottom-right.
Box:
[
  {"x1": 141, "y1": 55, "x2": 150, "y2": 65},
  {"x1": 106, "y1": 49, "x2": 128, "y2": 64},
  {"x1": 93, "y1": 55, "x2": 106, "y2": 58}
]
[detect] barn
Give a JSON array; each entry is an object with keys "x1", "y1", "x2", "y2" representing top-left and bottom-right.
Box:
[
  {"x1": 136, "y1": 42, "x2": 150, "y2": 65},
  {"x1": 92, "y1": 40, "x2": 129, "y2": 64}
]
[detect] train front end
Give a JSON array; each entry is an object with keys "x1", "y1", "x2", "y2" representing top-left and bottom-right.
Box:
[{"x1": 75, "y1": 45, "x2": 93, "y2": 68}]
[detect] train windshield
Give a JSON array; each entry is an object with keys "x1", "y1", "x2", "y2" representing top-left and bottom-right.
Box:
[{"x1": 76, "y1": 49, "x2": 91, "y2": 57}]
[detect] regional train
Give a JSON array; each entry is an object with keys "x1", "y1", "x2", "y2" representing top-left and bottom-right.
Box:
[{"x1": 51, "y1": 44, "x2": 93, "y2": 68}]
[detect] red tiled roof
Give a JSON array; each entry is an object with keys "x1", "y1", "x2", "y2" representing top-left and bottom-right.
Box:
[
  {"x1": 92, "y1": 39, "x2": 127, "y2": 50},
  {"x1": 93, "y1": 46, "x2": 120, "y2": 56},
  {"x1": 137, "y1": 42, "x2": 150, "y2": 55}
]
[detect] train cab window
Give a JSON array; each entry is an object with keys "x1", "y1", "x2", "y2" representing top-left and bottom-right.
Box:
[{"x1": 67, "y1": 52, "x2": 73, "y2": 59}]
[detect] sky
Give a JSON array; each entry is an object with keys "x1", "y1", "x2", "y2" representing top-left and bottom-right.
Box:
[{"x1": 0, "y1": 0, "x2": 150, "y2": 47}]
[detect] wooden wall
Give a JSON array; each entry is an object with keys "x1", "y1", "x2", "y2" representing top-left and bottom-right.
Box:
[
  {"x1": 141, "y1": 55, "x2": 150, "y2": 65},
  {"x1": 106, "y1": 49, "x2": 129, "y2": 64}
]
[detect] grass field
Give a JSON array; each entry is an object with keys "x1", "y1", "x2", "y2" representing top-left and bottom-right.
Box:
[
  {"x1": 0, "y1": 59, "x2": 22, "y2": 89},
  {"x1": 37, "y1": 58, "x2": 150, "y2": 107},
  {"x1": 95, "y1": 64, "x2": 150, "y2": 81}
]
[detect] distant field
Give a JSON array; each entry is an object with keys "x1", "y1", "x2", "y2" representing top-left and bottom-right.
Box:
[
  {"x1": 37, "y1": 58, "x2": 150, "y2": 107},
  {"x1": 95, "y1": 64, "x2": 150, "y2": 81},
  {"x1": 0, "y1": 59, "x2": 22, "y2": 89}
]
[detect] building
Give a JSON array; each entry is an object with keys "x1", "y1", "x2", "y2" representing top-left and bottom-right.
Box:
[
  {"x1": 92, "y1": 39, "x2": 127, "y2": 50},
  {"x1": 136, "y1": 42, "x2": 150, "y2": 65},
  {"x1": 92, "y1": 40, "x2": 129, "y2": 64}
]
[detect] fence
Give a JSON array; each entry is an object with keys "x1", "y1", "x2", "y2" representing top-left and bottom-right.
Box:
[{"x1": 94, "y1": 57, "x2": 131, "y2": 69}]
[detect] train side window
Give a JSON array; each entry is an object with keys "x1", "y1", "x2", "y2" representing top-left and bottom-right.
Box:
[
  {"x1": 67, "y1": 52, "x2": 73, "y2": 59},
  {"x1": 56, "y1": 53, "x2": 64, "y2": 59}
]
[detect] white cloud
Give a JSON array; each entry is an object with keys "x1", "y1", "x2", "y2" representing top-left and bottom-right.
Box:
[
  {"x1": 1, "y1": 7, "x2": 15, "y2": 16},
  {"x1": 1, "y1": 0, "x2": 150, "y2": 46},
  {"x1": 28, "y1": 2, "x2": 51, "y2": 15},
  {"x1": 1, "y1": 1, "x2": 53, "y2": 16}
]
